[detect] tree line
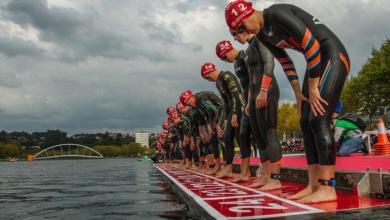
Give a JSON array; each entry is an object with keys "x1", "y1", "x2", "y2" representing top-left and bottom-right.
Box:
[
  {"x1": 342, "y1": 39, "x2": 390, "y2": 126},
  {"x1": 0, "y1": 130, "x2": 153, "y2": 159}
]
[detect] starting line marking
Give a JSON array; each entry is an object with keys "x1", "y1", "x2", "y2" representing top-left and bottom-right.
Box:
[{"x1": 154, "y1": 164, "x2": 324, "y2": 219}]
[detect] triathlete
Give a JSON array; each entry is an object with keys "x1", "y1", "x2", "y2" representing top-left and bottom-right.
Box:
[
  {"x1": 200, "y1": 63, "x2": 245, "y2": 179},
  {"x1": 242, "y1": 30, "x2": 283, "y2": 191},
  {"x1": 215, "y1": 41, "x2": 252, "y2": 182},
  {"x1": 180, "y1": 90, "x2": 223, "y2": 175},
  {"x1": 162, "y1": 120, "x2": 172, "y2": 163},
  {"x1": 225, "y1": 1, "x2": 350, "y2": 203},
  {"x1": 176, "y1": 102, "x2": 203, "y2": 170},
  {"x1": 169, "y1": 111, "x2": 192, "y2": 169}
]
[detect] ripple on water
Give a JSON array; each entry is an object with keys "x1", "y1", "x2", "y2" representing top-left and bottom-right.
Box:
[{"x1": 0, "y1": 159, "x2": 188, "y2": 219}]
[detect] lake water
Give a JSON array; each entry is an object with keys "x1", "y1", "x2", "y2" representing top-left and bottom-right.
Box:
[{"x1": 0, "y1": 159, "x2": 188, "y2": 219}]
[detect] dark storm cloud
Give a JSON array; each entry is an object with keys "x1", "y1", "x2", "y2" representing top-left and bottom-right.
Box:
[
  {"x1": 0, "y1": 37, "x2": 42, "y2": 57},
  {"x1": 3, "y1": 0, "x2": 172, "y2": 62},
  {"x1": 5, "y1": 0, "x2": 82, "y2": 36},
  {"x1": 0, "y1": 0, "x2": 388, "y2": 134}
]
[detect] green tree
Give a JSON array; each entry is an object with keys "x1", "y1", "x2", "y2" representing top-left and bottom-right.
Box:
[
  {"x1": 342, "y1": 39, "x2": 390, "y2": 125},
  {"x1": 0, "y1": 140, "x2": 22, "y2": 158},
  {"x1": 277, "y1": 103, "x2": 301, "y2": 137}
]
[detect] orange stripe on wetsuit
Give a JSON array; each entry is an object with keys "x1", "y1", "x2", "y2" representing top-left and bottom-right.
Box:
[
  {"x1": 339, "y1": 53, "x2": 350, "y2": 73},
  {"x1": 276, "y1": 56, "x2": 298, "y2": 81},
  {"x1": 301, "y1": 28, "x2": 321, "y2": 75}
]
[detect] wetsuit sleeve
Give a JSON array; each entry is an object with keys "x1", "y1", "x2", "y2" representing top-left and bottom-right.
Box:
[
  {"x1": 256, "y1": 40, "x2": 275, "y2": 77},
  {"x1": 262, "y1": 40, "x2": 298, "y2": 81},
  {"x1": 256, "y1": 40, "x2": 275, "y2": 90},
  {"x1": 186, "y1": 119, "x2": 192, "y2": 135},
  {"x1": 222, "y1": 72, "x2": 243, "y2": 114},
  {"x1": 197, "y1": 110, "x2": 207, "y2": 126},
  {"x1": 199, "y1": 99, "x2": 218, "y2": 124},
  {"x1": 270, "y1": 9, "x2": 322, "y2": 78}
]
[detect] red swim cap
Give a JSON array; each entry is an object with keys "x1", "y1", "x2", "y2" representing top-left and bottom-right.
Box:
[
  {"x1": 225, "y1": 0, "x2": 254, "y2": 30},
  {"x1": 166, "y1": 106, "x2": 175, "y2": 115},
  {"x1": 216, "y1": 40, "x2": 233, "y2": 59},
  {"x1": 168, "y1": 111, "x2": 180, "y2": 123},
  {"x1": 180, "y1": 90, "x2": 193, "y2": 105},
  {"x1": 201, "y1": 63, "x2": 216, "y2": 78},
  {"x1": 176, "y1": 102, "x2": 185, "y2": 111},
  {"x1": 162, "y1": 120, "x2": 170, "y2": 129}
]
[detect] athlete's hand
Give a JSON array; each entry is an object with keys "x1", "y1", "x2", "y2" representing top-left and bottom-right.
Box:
[
  {"x1": 216, "y1": 126, "x2": 224, "y2": 138},
  {"x1": 204, "y1": 136, "x2": 210, "y2": 144},
  {"x1": 231, "y1": 114, "x2": 239, "y2": 128},
  {"x1": 256, "y1": 89, "x2": 268, "y2": 109},
  {"x1": 190, "y1": 142, "x2": 195, "y2": 151},
  {"x1": 245, "y1": 105, "x2": 250, "y2": 116},
  {"x1": 216, "y1": 125, "x2": 222, "y2": 138},
  {"x1": 218, "y1": 129, "x2": 224, "y2": 138},
  {"x1": 309, "y1": 88, "x2": 328, "y2": 116},
  {"x1": 294, "y1": 91, "x2": 309, "y2": 117}
]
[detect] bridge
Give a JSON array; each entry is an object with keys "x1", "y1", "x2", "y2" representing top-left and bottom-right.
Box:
[{"x1": 33, "y1": 144, "x2": 104, "y2": 160}]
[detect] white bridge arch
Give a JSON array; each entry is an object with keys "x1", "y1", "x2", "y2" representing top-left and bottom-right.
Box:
[{"x1": 34, "y1": 144, "x2": 104, "y2": 160}]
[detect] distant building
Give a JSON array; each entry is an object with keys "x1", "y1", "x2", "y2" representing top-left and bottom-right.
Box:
[{"x1": 135, "y1": 132, "x2": 150, "y2": 148}]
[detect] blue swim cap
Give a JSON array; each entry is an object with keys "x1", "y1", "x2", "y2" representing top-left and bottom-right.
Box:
[{"x1": 335, "y1": 100, "x2": 343, "y2": 113}]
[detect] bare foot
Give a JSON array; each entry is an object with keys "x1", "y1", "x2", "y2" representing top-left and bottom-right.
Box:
[
  {"x1": 190, "y1": 166, "x2": 200, "y2": 171},
  {"x1": 259, "y1": 179, "x2": 281, "y2": 191},
  {"x1": 286, "y1": 185, "x2": 316, "y2": 200},
  {"x1": 248, "y1": 176, "x2": 268, "y2": 188},
  {"x1": 216, "y1": 170, "x2": 233, "y2": 179},
  {"x1": 298, "y1": 186, "x2": 337, "y2": 204},
  {"x1": 230, "y1": 174, "x2": 250, "y2": 183},
  {"x1": 199, "y1": 167, "x2": 210, "y2": 173},
  {"x1": 206, "y1": 167, "x2": 220, "y2": 175}
]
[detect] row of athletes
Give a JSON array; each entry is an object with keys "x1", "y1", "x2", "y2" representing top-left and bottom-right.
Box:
[{"x1": 156, "y1": 1, "x2": 350, "y2": 204}]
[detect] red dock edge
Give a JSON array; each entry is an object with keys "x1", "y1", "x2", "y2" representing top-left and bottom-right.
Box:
[{"x1": 154, "y1": 164, "x2": 390, "y2": 219}]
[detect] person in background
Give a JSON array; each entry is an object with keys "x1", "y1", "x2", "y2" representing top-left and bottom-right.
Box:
[{"x1": 334, "y1": 115, "x2": 368, "y2": 156}]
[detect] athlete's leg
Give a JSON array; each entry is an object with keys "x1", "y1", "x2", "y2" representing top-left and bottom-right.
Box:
[
  {"x1": 232, "y1": 114, "x2": 251, "y2": 183},
  {"x1": 258, "y1": 86, "x2": 282, "y2": 191},
  {"x1": 216, "y1": 113, "x2": 234, "y2": 178},
  {"x1": 288, "y1": 80, "x2": 320, "y2": 199},
  {"x1": 299, "y1": 43, "x2": 350, "y2": 203},
  {"x1": 207, "y1": 134, "x2": 221, "y2": 175},
  {"x1": 248, "y1": 90, "x2": 270, "y2": 188}
]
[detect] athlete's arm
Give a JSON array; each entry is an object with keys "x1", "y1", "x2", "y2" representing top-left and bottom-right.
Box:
[
  {"x1": 198, "y1": 100, "x2": 216, "y2": 125},
  {"x1": 224, "y1": 72, "x2": 243, "y2": 115},
  {"x1": 246, "y1": 90, "x2": 251, "y2": 116},
  {"x1": 270, "y1": 8, "x2": 321, "y2": 78},
  {"x1": 262, "y1": 40, "x2": 308, "y2": 114},
  {"x1": 262, "y1": 40, "x2": 298, "y2": 81},
  {"x1": 256, "y1": 40, "x2": 275, "y2": 108}
]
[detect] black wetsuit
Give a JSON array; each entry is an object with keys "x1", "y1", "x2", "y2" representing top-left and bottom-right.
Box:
[
  {"x1": 184, "y1": 107, "x2": 206, "y2": 163},
  {"x1": 167, "y1": 125, "x2": 180, "y2": 160},
  {"x1": 246, "y1": 36, "x2": 282, "y2": 163},
  {"x1": 258, "y1": 4, "x2": 350, "y2": 165},
  {"x1": 234, "y1": 50, "x2": 252, "y2": 159},
  {"x1": 176, "y1": 116, "x2": 192, "y2": 161},
  {"x1": 215, "y1": 71, "x2": 245, "y2": 165},
  {"x1": 195, "y1": 91, "x2": 223, "y2": 159}
]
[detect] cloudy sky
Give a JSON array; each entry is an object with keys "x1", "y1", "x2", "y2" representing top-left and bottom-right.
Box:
[{"x1": 0, "y1": 0, "x2": 388, "y2": 134}]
